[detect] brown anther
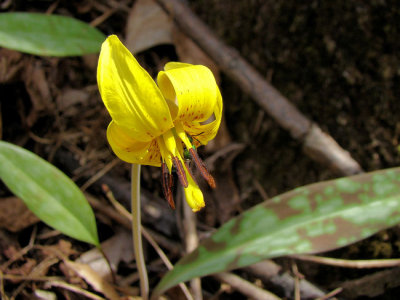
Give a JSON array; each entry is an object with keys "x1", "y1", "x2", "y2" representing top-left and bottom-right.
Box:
[
  {"x1": 184, "y1": 160, "x2": 197, "y2": 183},
  {"x1": 189, "y1": 148, "x2": 216, "y2": 188},
  {"x1": 172, "y1": 156, "x2": 188, "y2": 188},
  {"x1": 161, "y1": 162, "x2": 175, "y2": 209}
]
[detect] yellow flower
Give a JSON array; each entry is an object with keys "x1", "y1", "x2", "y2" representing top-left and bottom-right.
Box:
[{"x1": 97, "y1": 35, "x2": 223, "y2": 212}]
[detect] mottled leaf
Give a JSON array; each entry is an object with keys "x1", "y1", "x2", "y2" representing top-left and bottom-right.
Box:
[
  {"x1": 0, "y1": 141, "x2": 99, "y2": 246},
  {"x1": 0, "y1": 12, "x2": 105, "y2": 56},
  {"x1": 153, "y1": 168, "x2": 400, "y2": 296}
]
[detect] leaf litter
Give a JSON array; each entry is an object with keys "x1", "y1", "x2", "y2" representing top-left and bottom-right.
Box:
[{"x1": 1, "y1": 0, "x2": 400, "y2": 299}]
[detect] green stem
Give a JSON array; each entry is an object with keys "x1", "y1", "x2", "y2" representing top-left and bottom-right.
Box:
[{"x1": 131, "y1": 164, "x2": 149, "y2": 300}]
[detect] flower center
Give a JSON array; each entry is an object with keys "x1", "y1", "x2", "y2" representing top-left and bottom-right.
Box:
[{"x1": 157, "y1": 123, "x2": 215, "y2": 209}]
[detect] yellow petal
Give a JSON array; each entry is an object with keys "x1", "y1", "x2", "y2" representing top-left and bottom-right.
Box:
[
  {"x1": 156, "y1": 136, "x2": 172, "y2": 171},
  {"x1": 157, "y1": 64, "x2": 218, "y2": 123},
  {"x1": 97, "y1": 35, "x2": 173, "y2": 142},
  {"x1": 107, "y1": 121, "x2": 161, "y2": 166},
  {"x1": 184, "y1": 89, "x2": 223, "y2": 146},
  {"x1": 164, "y1": 62, "x2": 192, "y2": 71}
]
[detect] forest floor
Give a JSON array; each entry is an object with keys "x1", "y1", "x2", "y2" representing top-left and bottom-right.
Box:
[{"x1": 1, "y1": 0, "x2": 400, "y2": 299}]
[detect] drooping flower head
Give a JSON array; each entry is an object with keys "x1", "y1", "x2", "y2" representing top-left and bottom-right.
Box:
[{"x1": 97, "y1": 35, "x2": 223, "y2": 212}]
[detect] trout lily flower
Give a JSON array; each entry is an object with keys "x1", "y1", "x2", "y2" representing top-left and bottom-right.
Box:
[{"x1": 97, "y1": 35, "x2": 222, "y2": 212}]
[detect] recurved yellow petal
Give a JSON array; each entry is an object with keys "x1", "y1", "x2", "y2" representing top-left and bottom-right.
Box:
[
  {"x1": 184, "y1": 89, "x2": 223, "y2": 146},
  {"x1": 157, "y1": 64, "x2": 218, "y2": 123},
  {"x1": 107, "y1": 121, "x2": 161, "y2": 166},
  {"x1": 164, "y1": 61, "x2": 192, "y2": 70},
  {"x1": 97, "y1": 35, "x2": 173, "y2": 142}
]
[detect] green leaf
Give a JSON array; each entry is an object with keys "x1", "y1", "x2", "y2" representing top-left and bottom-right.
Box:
[
  {"x1": 0, "y1": 12, "x2": 105, "y2": 56},
  {"x1": 0, "y1": 141, "x2": 99, "y2": 246},
  {"x1": 153, "y1": 167, "x2": 400, "y2": 296}
]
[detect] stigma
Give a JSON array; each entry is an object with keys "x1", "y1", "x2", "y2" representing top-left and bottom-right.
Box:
[{"x1": 159, "y1": 129, "x2": 216, "y2": 210}]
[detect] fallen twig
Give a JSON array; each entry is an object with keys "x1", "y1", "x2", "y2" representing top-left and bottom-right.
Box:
[
  {"x1": 339, "y1": 267, "x2": 400, "y2": 298},
  {"x1": 292, "y1": 254, "x2": 400, "y2": 268},
  {"x1": 213, "y1": 272, "x2": 281, "y2": 300},
  {"x1": 315, "y1": 287, "x2": 342, "y2": 300},
  {"x1": 244, "y1": 261, "x2": 326, "y2": 299},
  {"x1": 46, "y1": 280, "x2": 106, "y2": 300}
]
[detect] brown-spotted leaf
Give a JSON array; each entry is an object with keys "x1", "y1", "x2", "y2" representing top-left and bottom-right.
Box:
[{"x1": 153, "y1": 167, "x2": 400, "y2": 297}]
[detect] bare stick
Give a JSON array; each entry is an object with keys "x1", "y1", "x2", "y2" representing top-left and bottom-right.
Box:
[
  {"x1": 315, "y1": 288, "x2": 343, "y2": 300},
  {"x1": 47, "y1": 281, "x2": 107, "y2": 300},
  {"x1": 156, "y1": 0, "x2": 362, "y2": 176},
  {"x1": 213, "y1": 272, "x2": 281, "y2": 300},
  {"x1": 81, "y1": 158, "x2": 120, "y2": 191},
  {"x1": 292, "y1": 254, "x2": 400, "y2": 268},
  {"x1": 244, "y1": 261, "x2": 326, "y2": 298}
]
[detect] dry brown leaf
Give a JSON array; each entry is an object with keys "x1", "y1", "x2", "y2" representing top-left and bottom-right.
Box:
[
  {"x1": 78, "y1": 230, "x2": 133, "y2": 282},
  {"x1": 59, "y1": 261, "x2": 87, "y2": 287},
  {"x1": 65, "y1": 260, "x2": 120, "y2": 300},
  {"x1": 125, "y1": 0, "x2": 173, "y2": 54},
  {"x1": 0, "y1": 49, "x2": 24, "y2": 83},
  {"x1": 41, "y1": 240, "x2": 78, "y2": 259},
  {"x1": 24, "y1": 60, "x2": 54, "y2": 126},
  {"x1": 56, "y1": 88, "x2": 90, "y2": 117},
  {"x1": 34, "y1": 289, "x2": 58, "y2": 300},
  {"x1": 57, "y1": 240, "x2": 76, "y2": 256},
  {"x1": 0, "y1": 197, "x2": 40, "y2": 232},
  {"x1": 82, "y1": 54, "x2": 99, "y2": 71}
]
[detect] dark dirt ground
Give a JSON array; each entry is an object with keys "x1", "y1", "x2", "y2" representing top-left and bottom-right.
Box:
[{"x1": 1, "y1": 0, "x2": 400, "y2": 299}]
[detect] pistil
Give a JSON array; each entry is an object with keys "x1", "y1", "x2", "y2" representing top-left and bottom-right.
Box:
[{"x1": 161, "y1": 162, "x2": 175, "y2": 209}]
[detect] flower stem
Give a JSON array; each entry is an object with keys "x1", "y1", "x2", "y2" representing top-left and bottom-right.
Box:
[
  {"x1": 131, "y1": 164, "x2": 149, "y2": 299},
  {"x1": 182, "y1": 188, "x2": 202, "y2": 300}
]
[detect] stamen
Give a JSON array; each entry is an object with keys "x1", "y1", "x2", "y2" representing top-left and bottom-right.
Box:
[
  {"x1": 168, "y1": 167, "x2": 173, "y2": 189},
  {"x1": 189, "y1": 148, "x2": 216, "y2": 188},
  {"x1": 161, "y1": 162, "x2": 175, "y2": 209},
  {"x1": 184, "y1": 160, "x2": 197, "y2": 183},
  {"x1": 172, "y1": 156, "x2": 188, "y2": 188}
]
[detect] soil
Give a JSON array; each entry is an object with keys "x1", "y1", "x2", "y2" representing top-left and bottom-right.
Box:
[{"x1": 1, "y1": 0, "x2": 400, "y2": 299}]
